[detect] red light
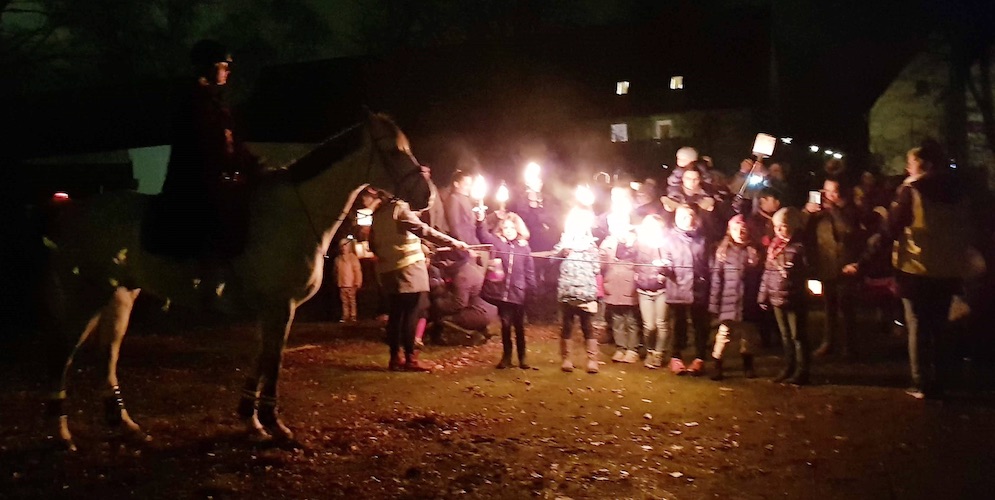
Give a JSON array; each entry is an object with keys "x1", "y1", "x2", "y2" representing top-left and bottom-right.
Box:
[{"x1": 53, "y1": 192, "x2": 70, "y2": 200}]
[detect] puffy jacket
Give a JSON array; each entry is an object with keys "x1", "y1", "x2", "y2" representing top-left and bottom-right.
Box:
[
  {"x1": 553, "y1": 240, "x2": 600, "y2": 304},
  {"x1": 475, "y1": 222, "x2": 535, "y2": 305},
  {"x1": 758, "y1": 237, "x2": 808, "y2": 309},
  {"x1": 335, "y1": 253, "x2": 363, "y2": 288},
  {"x1": 662, "y1": 228, "x2": 710, "y2": 305},
  {"x1": 709, "y1": 237, "x2": 761, "y2": 322},
  {"x1": 633, "y1": 237, "x2": 669, "y2": 292},
  {"x1": 599, "y1": 235, "x2": 637, "y2": 306}
]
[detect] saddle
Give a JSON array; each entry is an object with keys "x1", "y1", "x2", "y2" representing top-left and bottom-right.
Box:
[{"x1": 141, "y1": 184, "x2": 249, "y2": 261}]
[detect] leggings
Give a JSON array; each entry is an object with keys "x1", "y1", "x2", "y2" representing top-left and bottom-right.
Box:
[
  {"x1": 386, "y1": 292, "x2": 427, "y2": 356},
  {"x1": 560, "y1": 303, "x2": 594, "y2": 340}
]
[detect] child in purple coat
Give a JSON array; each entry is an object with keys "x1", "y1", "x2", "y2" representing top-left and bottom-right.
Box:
[
  {"x1": 476, "y1": 216, "x2": 536, "y2": 369},
  {"x1": 708, "y1": 215, "x2": 762, "y2": 380}
]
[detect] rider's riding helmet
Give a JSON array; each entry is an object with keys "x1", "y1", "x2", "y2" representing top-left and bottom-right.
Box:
[{"x1": 190, "y1": 39, "x2": 232, "y2": 78}]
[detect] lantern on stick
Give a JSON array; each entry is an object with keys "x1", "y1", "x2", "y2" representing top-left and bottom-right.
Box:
[
  {"x1": 495, "y1": 182, "x2": 509, "y2": 211},
  {"x1": 471, "y1": 174, "x2": 488, "y2": 213}
]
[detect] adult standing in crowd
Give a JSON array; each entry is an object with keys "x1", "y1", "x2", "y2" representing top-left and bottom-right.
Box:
[
  {"x1": 363, "y1": 188, "x2": 469, "y2": 371},
  {"x1": 889, "y1": 140, "x2": 973, "y2": 400},
  {"x1": 444, "y1": 170, "x2": 480, "y2": 245},
  {"x1": 804, "y1": 178, "x2": 862, "y2": 358}
]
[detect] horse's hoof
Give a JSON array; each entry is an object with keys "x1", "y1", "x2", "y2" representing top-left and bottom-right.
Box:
[
  {"x1": 244, "y1": 417, "x2": 273, "y2": 442},
  {"x1": 263, "y1": 419, "x2": 294, "y2": 441},
  {"x1": 49, "y1": 437, "x2": 78, "y2": 453}
]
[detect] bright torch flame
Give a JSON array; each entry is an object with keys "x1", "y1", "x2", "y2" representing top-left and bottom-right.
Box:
[
  {"x1": 471, "y1": 174, "x2": 488, "y2": 201},
  {"x1": 496, "y1": 183, "x2": 509, "y2": 204},
  {"x1": 607, "y1": 186, "x2": 633, "y2": 236},
  {"x1": 524, "y1": 162, "x2": 542, "y2": 192},
  {"x1": 575, "y1": 184, "x2": 595, "y2": 207}
]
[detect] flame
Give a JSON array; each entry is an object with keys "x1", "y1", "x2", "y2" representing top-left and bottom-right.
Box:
[
  {"x1": 496, "y1": 183, "x2": 509, "y2": 203},
  {"x1": 524, "y1": 162, "x2": 542, "y2": 192},
  {"x1": 575, "y1": 184, "x2": 595, "y2": 207},
  {"x1": 471, "y1": 174, "x2": 488, "y2": 200}
]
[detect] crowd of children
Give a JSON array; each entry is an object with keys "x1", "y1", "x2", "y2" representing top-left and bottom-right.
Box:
[{"x1": 340, "y1": 141, "x2": 988, "y2": 397}]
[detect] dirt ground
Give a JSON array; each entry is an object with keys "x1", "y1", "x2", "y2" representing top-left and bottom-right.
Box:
[{"x1": 1, "y1": 313, "x2": 994, "y2": 500}]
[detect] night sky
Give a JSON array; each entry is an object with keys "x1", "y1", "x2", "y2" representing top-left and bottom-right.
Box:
[{"x1": 1, "y1": 0, "x2": 989, "y2": 165}]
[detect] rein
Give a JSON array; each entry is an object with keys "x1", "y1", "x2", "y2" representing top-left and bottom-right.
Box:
[{"x1": 291, "y1": 121, "x2": 421, "y2": 259}]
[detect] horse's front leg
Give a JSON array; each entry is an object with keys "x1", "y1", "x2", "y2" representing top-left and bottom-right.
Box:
[
  {"x1": 96, "y1": 286, "x2": 149, "y2": 442},
  {"x1": 242, "y1": 301, "x2": 296, "y2": 441}
]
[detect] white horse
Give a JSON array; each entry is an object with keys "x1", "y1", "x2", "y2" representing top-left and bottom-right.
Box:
[{"x1": 41, "y1": 113, "x2": 433, "y2": 451}]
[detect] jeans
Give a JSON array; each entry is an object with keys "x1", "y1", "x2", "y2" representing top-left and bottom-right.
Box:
[
  {"x1": 821, "y1": 278, "x2": 857, "y2": 355},
  {"x1": 667, "y1": 303, "x2": 710, "y2": 361},
  {"x1": 608, "y1": 304, "x2": 639, "y2": 351},
  {"x1": 900, "y1": 274, "x2": 959, "y2": 395},
  {"x1": 638, "y1": 290, "x2": 669, "y2": 352},
  {"x1": 773, "y1": 306, "x2": 809, "y2": 377}
]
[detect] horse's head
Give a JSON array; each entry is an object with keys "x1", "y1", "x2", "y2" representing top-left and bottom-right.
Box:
[{"x1": 367, "y1": 113, "x2": 435, "y2": 212}]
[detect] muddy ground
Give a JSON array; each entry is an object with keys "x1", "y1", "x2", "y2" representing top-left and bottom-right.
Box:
[{"x1": 1, "y1": 313, "x2": 994, "y2": 500}]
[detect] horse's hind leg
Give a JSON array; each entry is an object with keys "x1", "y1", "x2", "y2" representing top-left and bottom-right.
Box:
[
  {"x1": 95, "y1": 286, "x2": 148, "y2": 442},
  {"x1": 44, "y1": 309, "x2": 101, "y2": 452}
]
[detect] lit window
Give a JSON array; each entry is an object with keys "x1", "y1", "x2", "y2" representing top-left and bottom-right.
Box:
[
  {"x1": 611, "y1": 123, "x2": 629, "y2": 143},
  {"x1": 653, "y1": 119, "x2": 673, "y2": 140},
  {"x1": 669, "y1": 76, "x2": 684, "y2": 90},
  {"x1": 616, "y1": 81, "x2": 630, "y2": 95}
]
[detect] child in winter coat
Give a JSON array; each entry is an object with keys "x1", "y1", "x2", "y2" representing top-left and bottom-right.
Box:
[
  {"x1": 708, "y1": 215, "x2": 762, "y2": 380},
  {"x1": 334, "y1": 238, "x2": 362, "y2": 322},
  {"x1": 758, "y1": 207, "x2": 810, "y2": 385},
  {"x1": 554, "y1": 207, "x2": 602, "y2": 374},
  {"x1": 661, "y1": 205, "x2": 712, "y2": 376},
  {"x1": 600, "y1": 228, "x2": 639, "y2": 363},
  {"x1": 634, "y1": 214, "x2": 672, "y2": 369},
  {"x1": 476, "y1": 215, "x2": 536, "y2": 369}
]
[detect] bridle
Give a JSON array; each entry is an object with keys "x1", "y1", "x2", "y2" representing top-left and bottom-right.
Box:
[{"x1": 292, "y1": 119, "x2": 426, "y2": 255}]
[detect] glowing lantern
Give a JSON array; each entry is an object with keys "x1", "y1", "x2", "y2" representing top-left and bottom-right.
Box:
[
  {"x1": 53, "y1": 192, "x2": 70, "y2": 200},
  {"x1": 524, "y1": 162, "x2": 542, "y2": 192},
  {"x1": 575, "y1": 184, "x2": 595, "y2": 207},
  {"x1": 356, "y1": 208, "x2": 373, "y2": 227},
  {"x1": 607, "y1": 186, "x2": 633, "y2": 236},
  {"x1": 496, "y1": 183, "x2": 509, "y2": 204},
  {"x1": 807, "y1": 279, "x2": 823, "y2": 296}
]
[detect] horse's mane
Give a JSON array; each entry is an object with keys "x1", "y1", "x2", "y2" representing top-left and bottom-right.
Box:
[{"x1": 275, "y1": 113, "x2": 402, "y2": 185}]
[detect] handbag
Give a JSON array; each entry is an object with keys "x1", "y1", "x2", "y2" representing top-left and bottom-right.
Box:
[{"x1": 480, "y1": 258, "x2": 507, "y2": 305}]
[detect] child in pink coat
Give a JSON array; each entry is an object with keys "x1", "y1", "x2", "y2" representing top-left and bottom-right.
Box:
[{"x1": 334, "y1": 239, "x2": 363, "y2": 322}]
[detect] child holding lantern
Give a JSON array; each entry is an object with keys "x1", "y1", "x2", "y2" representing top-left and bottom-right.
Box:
[
  {"x1": 634, "y1": 214, "x2": 671, "y2": 369},
  {"x1": 661, "y1": 204, "x2": 712, "y2": 376},
  {"x1": 475, "y1": 210, "x2": 536, "y2": 369},
  {"x1": 600, "y1": 186, "x2": 640, "y2": 363},
  {"x1": 554, "y1": 199, "x2": 602, "y2": 374}
]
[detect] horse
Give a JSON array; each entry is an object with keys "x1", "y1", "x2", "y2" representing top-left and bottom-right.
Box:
[{"x1": 41, "y1": 113, "x2": 433, "y2": 451}]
